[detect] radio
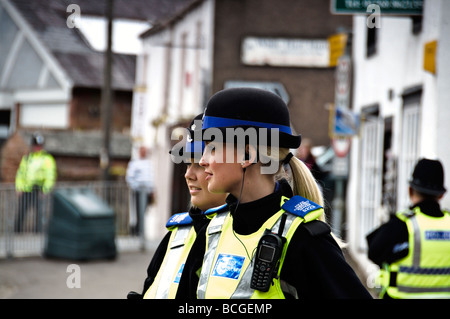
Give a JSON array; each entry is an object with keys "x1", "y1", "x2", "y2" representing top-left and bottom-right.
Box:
[{"x1": 250, "y1": 229, "x2": 286, "y2": 292}]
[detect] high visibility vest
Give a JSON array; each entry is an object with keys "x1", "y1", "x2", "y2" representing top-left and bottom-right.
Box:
[
  {"x1": 380, "y1": 207, "x2": 450, "y2": 299},
  {"x1": 144, "y1": 212, "x2": 197, "y2": 299},
  {"x1": 15, "y1": 150, "x2": 57, "y2": 194},
  {"x1": 197, "y1": 195, "x2": 323, "y2": 299}
]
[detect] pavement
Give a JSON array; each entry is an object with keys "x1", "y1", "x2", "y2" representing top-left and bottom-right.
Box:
[
  {"x1": 0, "y1": 243, "x2": 374, "y2": 299},
  {"x1": 0, "y1": 248, "x2": 155, "y2": 299}
]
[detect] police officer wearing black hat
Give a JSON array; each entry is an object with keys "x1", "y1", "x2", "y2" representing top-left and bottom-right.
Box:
[
  {"x1": 176, "y1": 88, "x2": 372, "y2": 299},
  {"x1": 367, "y1": 158, "x2": 450, "y2": 299}
]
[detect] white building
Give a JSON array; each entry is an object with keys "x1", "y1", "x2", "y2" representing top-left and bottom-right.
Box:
[
  {"x1": 346, "y1": 0, "x2": 450, "y2": 277},
  {"x1": 132, "y1": 0, "x2": 214, "y2": 239}
]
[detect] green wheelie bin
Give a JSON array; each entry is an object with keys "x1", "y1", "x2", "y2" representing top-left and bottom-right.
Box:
[{"x1": 45, "y1": 188, "x2": 117, "y2": 260}]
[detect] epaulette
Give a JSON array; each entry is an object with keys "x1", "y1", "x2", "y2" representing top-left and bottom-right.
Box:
[
  {"x1": 166, "y1": 212, "x2": 193, "y2": 228},
  {"x1": 281, "y1": 195, "x2": 323, "y2": 222},
  {"x1": 301, "y1": 220, "x2": 330, "y2": 237},
  {"x1": 396, "y1": 210, "x2": 415, "y2": 222},
  {"x1": 204, "y1": 203, "x2": 229, "y2": 217}
]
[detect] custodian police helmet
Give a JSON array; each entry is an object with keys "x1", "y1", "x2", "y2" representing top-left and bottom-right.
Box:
[
  {"x1": 409, "y1": 158, "x2": 446, "y2": 196},
  {"x1": 201, "y1": 87, "x2": 301, "y2": 149}
]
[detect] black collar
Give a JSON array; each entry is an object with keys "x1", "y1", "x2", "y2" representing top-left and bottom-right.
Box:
[
  {"x1": 227, "y1": 179, "x2": 293, "y2": 235},
  {"x1": 410, "y1": 199, "x2": 444, "y2": 217}
]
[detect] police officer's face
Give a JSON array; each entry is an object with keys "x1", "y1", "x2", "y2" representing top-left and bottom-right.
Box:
[
  {"x1": 199, "y1": 142, "x2": 244, "y2": 196},
  {"x1": 185, "y1": 159, "x2": 226, "y2": 211}
]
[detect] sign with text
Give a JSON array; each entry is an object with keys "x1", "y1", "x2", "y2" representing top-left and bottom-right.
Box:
[
  {"x1": 241, "y1": 37, "x2": 330, "y2": 68},
  {"x1": 331, "y1": 0, "x2": 423, "y2": 15}
]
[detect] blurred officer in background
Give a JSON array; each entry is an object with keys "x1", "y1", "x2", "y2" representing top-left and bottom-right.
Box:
[
  {"x1": 15, "y1": 132, "x2": 57, "y2": 232},
  {"x1": 367, "y1": 158, "x2": 450, "y2": 299}
]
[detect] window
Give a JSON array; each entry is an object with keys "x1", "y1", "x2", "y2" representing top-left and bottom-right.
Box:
[
  {"x1": 381, "y1": 117, "x2": 396, "y2": 216},
  {"x1": 359, "y1": 105, "x2": 383, "y2": 250},
  {"x1": 0, "y1": 109, "x2": 11, "y2": 139},
  {"x1": 366, "y1": 27, "x2": 377, "y2": 58},
  {"x1": 397, "y1": 87, "x2": 422, "y2": 211},
  {"x1": 411, "y1": 15, "x2": 423, "y2": 35}
]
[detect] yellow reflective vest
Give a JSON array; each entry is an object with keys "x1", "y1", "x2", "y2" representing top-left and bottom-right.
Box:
[
  {"x1": 15, "y1": 150, "x2": 57, "y2": 194},
  {"x1": 380, "y1": 207, "x2": 450, "y2": 299},
  {"x1": 144, "y1": 212, "x2": 197, "y2": 299},
  {"x1": 197, "y1": 195, "x2": 323, "y2": 299}
]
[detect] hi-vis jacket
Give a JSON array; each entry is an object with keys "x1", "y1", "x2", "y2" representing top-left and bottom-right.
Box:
[
  {"x1": 380, "y1": 207, "x2": 450, "y2": 299},
  {"x1": 144, "y1": 212, "x2": 197, "y2": 299},
  {"x1": 15, "y1": 150, "x2": 57, "y2": 194},
  {"x1": 197, "y1": 195, "x2": 323, "y2": 299}
]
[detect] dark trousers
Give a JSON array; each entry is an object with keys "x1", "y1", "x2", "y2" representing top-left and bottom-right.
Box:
[
  {"x1": 15, "y1": 187, "x2": 43, "y2": 233},
  {"x1": 131, "y1": 190, "x2": 147, "y2": 236}
]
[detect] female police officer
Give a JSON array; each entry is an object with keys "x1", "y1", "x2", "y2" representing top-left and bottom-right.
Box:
[
  {"x1": 180, "y1": 88, "x2": 371, "y2": 299},
  {"x1": 127, "y1": 114, "x2": 226, "y2": 299}
]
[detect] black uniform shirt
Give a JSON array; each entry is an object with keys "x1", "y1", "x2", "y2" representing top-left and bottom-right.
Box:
[
  {"x1": 366, "y1": 200, "x2": 444, "y2": 267},
  {"x1": 176, "y1": 179, "x2": 372, "y2": 299}
]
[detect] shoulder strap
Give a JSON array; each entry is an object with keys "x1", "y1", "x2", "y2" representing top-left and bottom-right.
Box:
[
  {"x1": 396, "y1": 210, "x2": 415, "y2": 222},
  {"x1": 301, "y1": 220, "x2": 330, "y2": 237},
  {"x1": 281, "y1": 195, "x2": 323, "y2": 222},
  {"x1": 204, "y1": 203, "x2": 228, "y2": 216},
  {"x1": 166, "y1": 212, "x2": 193, "y2": 229}
]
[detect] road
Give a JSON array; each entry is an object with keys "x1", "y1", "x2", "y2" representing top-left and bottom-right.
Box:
[
  {"x1": 0, "y1": 249, "x2": 154, "y2": 299},
  {"x1": 0, "y1": 245, "x2": 374, "y2": 299}
]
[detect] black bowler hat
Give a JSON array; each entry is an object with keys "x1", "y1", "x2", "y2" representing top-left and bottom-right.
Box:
[
  {"x1": 170, "y1": 113, "x2": 204, "y2": 162},
  {"x1": 202, "y1": 88, "x2": 301, "y2": 148},
  {"x1": 409, "y1": 158, "x2": 446, "y2": 196}
]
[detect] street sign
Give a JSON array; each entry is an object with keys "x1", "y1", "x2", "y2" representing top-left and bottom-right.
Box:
[
  {"x1": 332, "y1": 136, "x2": 352, "y2": 158},
  {"x1": 331, "y1": 52, "x2": 359, "y2": 137},
  {"x1": 331, "y1": 0, "x2": 423, "y2": 15},
  {"x1": 333, "y1": 107, "x2": 360, "y2": 136},
  {"x1": 423, "y1": 40, "x2": 437, "y2": 74},
  {"x1": 332, "y1": 155, "x2": 349, "y2": 177},
  {"x1": 335, "y1": 54, "x2": 351, "y2": 109},
  {"x1": 328, "y1": 33, "x2": 348, "y2": 67}
]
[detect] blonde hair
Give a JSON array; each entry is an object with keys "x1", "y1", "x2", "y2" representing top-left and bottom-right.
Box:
[{"x1": 259, "y1": 147, "x2": 326, "y2": 224}]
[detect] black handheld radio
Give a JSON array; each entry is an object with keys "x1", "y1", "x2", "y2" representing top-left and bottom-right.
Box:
[{"x1": 250, "y1": 214, "x2": 287, "y2": 292}]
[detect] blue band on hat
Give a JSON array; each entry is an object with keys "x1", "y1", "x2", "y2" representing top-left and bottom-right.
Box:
[
  {"x1": 202, "y1": 116, "x2": 292, "y2": 134},
  {"x1": 186, "y1": 140, "x2": 205, "y2": 153}
]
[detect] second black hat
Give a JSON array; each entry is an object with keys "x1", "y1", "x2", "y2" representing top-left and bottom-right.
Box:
[{"x1": 409, "y1": 158, "x2": 446, "y2": 196}]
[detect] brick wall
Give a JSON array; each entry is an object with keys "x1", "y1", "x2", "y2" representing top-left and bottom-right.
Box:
[{"x1": 213, "y1": 0, "x2": 352, "y2": 147}]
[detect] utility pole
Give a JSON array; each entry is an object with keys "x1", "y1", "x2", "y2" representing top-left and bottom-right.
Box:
[{"x1": 100, "y1": 0, "x2": 114, "y2": 181}]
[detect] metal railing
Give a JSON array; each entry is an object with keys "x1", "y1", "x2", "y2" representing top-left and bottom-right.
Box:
[{"x1": 0, "y1": 181, "x2": 144, "y2": 258}]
